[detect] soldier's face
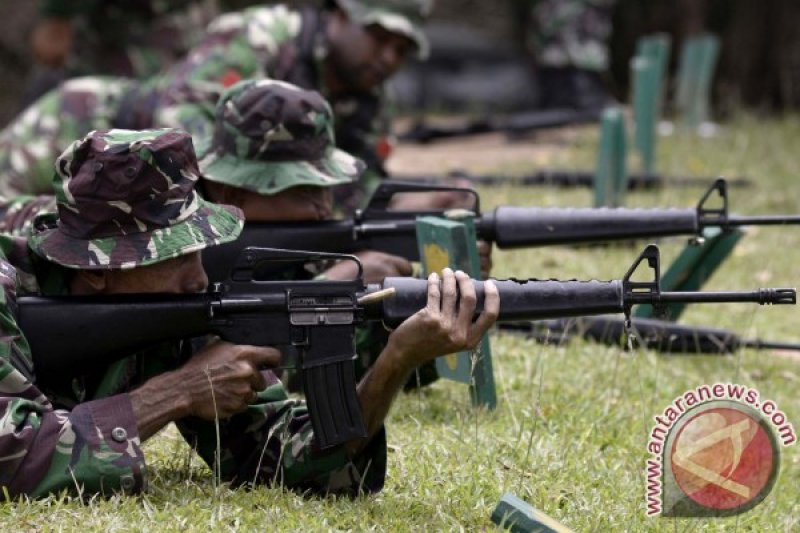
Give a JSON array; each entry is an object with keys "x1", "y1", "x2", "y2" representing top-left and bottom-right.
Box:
[
  {"x1": 82, "y1": 252, "x2": 209, "y2": 295},
  {"x1": 236, "y1": 186, "x2": 333, "y2": 222},
  {"x1": 328, "y1": 12, "x2": 415, "y2": 91}
]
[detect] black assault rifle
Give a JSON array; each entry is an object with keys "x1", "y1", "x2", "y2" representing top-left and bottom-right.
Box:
[
  {"x1": 499, "y1": 317, "x2": 800, "y2": 355},
  {"x1": 397, "y1": 169, "x2": 753, "y2": 191},
  {"x1": 202, "y1": 179, "x2": 800, "y2": 283},
  {"x1": 17, "y1": 246, "x2": 795, "y2": 449}
]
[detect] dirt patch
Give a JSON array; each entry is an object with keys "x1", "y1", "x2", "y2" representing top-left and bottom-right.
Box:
[{"x1": 386, "y1": 119, "x2": 596, "y2": 176}]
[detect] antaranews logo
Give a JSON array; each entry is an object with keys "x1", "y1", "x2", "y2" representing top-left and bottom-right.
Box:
[{"x1": 645, "y1": 383, "x2": 796, "y2": 517}]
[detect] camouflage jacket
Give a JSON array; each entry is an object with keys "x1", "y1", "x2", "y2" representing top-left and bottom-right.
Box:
[
  {"x1": 0, "y1": 237, "x2": 386, "y2": 499},
  {"x1": 0, "y1": 196, "x2": 57, "y2": 238}
]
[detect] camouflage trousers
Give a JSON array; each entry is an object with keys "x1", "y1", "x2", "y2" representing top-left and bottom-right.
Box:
[
  {"x1": 529, "y1": 0, "x2": 617, "y2": 72},
  {"x1": 0, "y1": 77, "x2": 137, "y2": 199}
]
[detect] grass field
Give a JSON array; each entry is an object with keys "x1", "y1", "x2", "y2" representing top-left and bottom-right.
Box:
[{"x1": 2, "y1": 115, "x2": 799, "y2": 531}]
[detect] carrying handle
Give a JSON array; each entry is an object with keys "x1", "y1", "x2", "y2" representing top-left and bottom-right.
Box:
[{"x1": 358, "y1": 180, "x2": 480, "y2": 220}]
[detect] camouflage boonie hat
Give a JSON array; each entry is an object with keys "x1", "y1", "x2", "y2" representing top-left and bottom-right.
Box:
[
  {"x1": 29, "y1": 128, "x2": 244, "y2": 270},
  {"x1": 198, "y1": 79, "x2": 364, "y2": 195},
  {"x1": 336, "y1": 0, "x2": 433, "y2": 59}
]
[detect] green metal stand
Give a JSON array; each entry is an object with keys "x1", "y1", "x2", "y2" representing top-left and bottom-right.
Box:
[
  {"x1": 676, "y1": 33, "x2": 720, "y2": 130},
  {"x1": 415, "y1": 213, "x2": 497, "y2": 409},
  {"x1": 593, "y1": 107, "x2": 627, "y2": 207},
  {"x1": 634, "y1": 227, "x2": 744, "y2": 320},
  {"x1": 631, "y1": 56, "x2": 658, "y2": 175},
  {"x1": 636, "y1": 33, "x2": 672, "y2": 117}
]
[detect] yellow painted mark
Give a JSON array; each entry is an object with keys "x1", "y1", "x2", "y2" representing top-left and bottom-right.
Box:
[
  {"x1": 423, "y1": 243, "x2": 450, "y2": 275},
  {"x1": 423, "y1": 243, "x2": 460, "y2": 370}
]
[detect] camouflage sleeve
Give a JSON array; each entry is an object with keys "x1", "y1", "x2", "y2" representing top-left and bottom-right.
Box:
[
  {"x1": 176, "y1": 370, "x2": 387, "y2": 495},
  {"x1": 0, "y1": 77, "x2": 133, "y2": 198},
  {"x1": 0, "y1": 257, "x2": 147, "y2": 500},
  {"x1": 153, "y1": 6, "x2": 303, "y2": 140},
  {"x1": 0, "y1": 195, "x2": 57, "y2": 237}
]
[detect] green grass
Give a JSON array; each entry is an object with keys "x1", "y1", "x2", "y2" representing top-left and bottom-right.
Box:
[{"x1": 3, "y1": 114, "x2": 800, "y2": 531}]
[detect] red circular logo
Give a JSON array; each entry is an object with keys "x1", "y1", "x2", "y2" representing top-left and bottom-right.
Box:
[{"x1": 670, "y1": 406, "x2": 775, "y2": 511}]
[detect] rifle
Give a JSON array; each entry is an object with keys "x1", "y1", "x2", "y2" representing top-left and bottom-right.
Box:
[
  {"x1": 399, "y1": 107, "x2": 602, "y2": 143},
  {"x1": 17, "y1": 245, "x2": 795, "y2": 448},
  {"x1": 500, "y1": 316, "x2": 800, "y2": 354},
  {"x1": 397, "y1": 169, "x2": 753, "y2": 191},
  {"x1": 201, "y1": 179, "x2": 800, "y2": 282}
]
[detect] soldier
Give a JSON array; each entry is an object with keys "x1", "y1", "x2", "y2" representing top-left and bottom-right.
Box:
[
  {"x1": 0, "y1": 127, "x2": 499, "y2": 500},
  {"x1": 197, "y1": 78, "x2": 422, "y2": 283},
  {"x1": 524, "y1": 0, "x2": 617, "y2": 111},
  {"x1": 0, "y1": 0, "x2": 434, "y2": 212}
]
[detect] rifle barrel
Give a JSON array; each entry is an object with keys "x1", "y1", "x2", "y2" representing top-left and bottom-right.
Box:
[
  {"x1": 742, "y1": 340, "x2": 800, "y2": 351},
  {"x1": 648, "y1": 288, "x2": 796, "y2": 305},
  {"x1": 500, "y1": 317, "x2": 800, "y2": 355},
  {"x1": 718, "y1": 215, "x2": 800, "y2": 227},
  {"x1": 396, "y1": 171, "x2": 752, "y2": 190}
]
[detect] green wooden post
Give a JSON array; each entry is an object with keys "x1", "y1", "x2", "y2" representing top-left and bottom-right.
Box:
[
  {"x1": 634, "y1": 227, "x2": 744, "y2": 320},
  {"x1": 491, "y1": 493, "x2": 574, "y2": 533},
  {"x1": 676, "y1": 33, "x2": 720, "y2": 130},
  {"x1": 631, "y1": 56, "x2": 658, "y2": 175},
  {"x1": 635, "y1": 33, "x2": 671, "y2": 117},
  {"x1": 695, "y1": 33, "x2": 720, "y2": 129},
  {"x1": 675, "y1": 36, "x2": 700, "y2": 126},
  {"x1": 593, "y1": 106, "x2": 627, "y2": 207},
  {"x1": 415, "y1": 213, "x2": 497, "y2": 409}
]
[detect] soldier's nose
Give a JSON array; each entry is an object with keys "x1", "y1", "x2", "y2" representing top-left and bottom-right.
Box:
[
  {"x1": 189, "y1": 267, "x2": 210, "y2": 294},
  {"x1": 182, "y1": 255, "x2": 209, "y2": 293}
]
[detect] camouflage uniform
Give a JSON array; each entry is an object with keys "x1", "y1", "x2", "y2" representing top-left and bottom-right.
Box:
[
  {"x1": 1, "y1": 1, "x2": 432, "y2": 213},
  {"x1": 0, "y1": 195, "x2": 56, "y2": 237},
  {"x1": 0, "y1": 129, "x2": 385, "y2": 500},
  {"x1": 0, "y1": 77, "x2": 136, "y2": 198},
  {"x1": 525, "y1": 0, "x2": 617, "y2": 110},
  {"x1": 529, "y1": 0, "x2": 616, "y2": 73},
  {"x1": 0, "y1": 78, "x2": 365, "y2": 235}
]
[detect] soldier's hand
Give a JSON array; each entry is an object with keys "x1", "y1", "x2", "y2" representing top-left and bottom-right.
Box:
[
  {"x1": 477, "y1": 240, "x2": 493, "y2": 278},
  {"x1": 387, "y1": 268, "x2": 499, "y2": 369},
  {"x1": 324, "y1": 250, "x2": 413, "y2": 283},
  {"x1": 176, "y1": 340, "x2": 281, "y2": 420},
  {"x1": 32, "y1": 19, "x2": 74, "y2": 67}
]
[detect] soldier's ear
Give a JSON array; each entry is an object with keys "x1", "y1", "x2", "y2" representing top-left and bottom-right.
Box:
[{"x1": 71, "y1": 269, "x2": 109, "y2": 294}]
